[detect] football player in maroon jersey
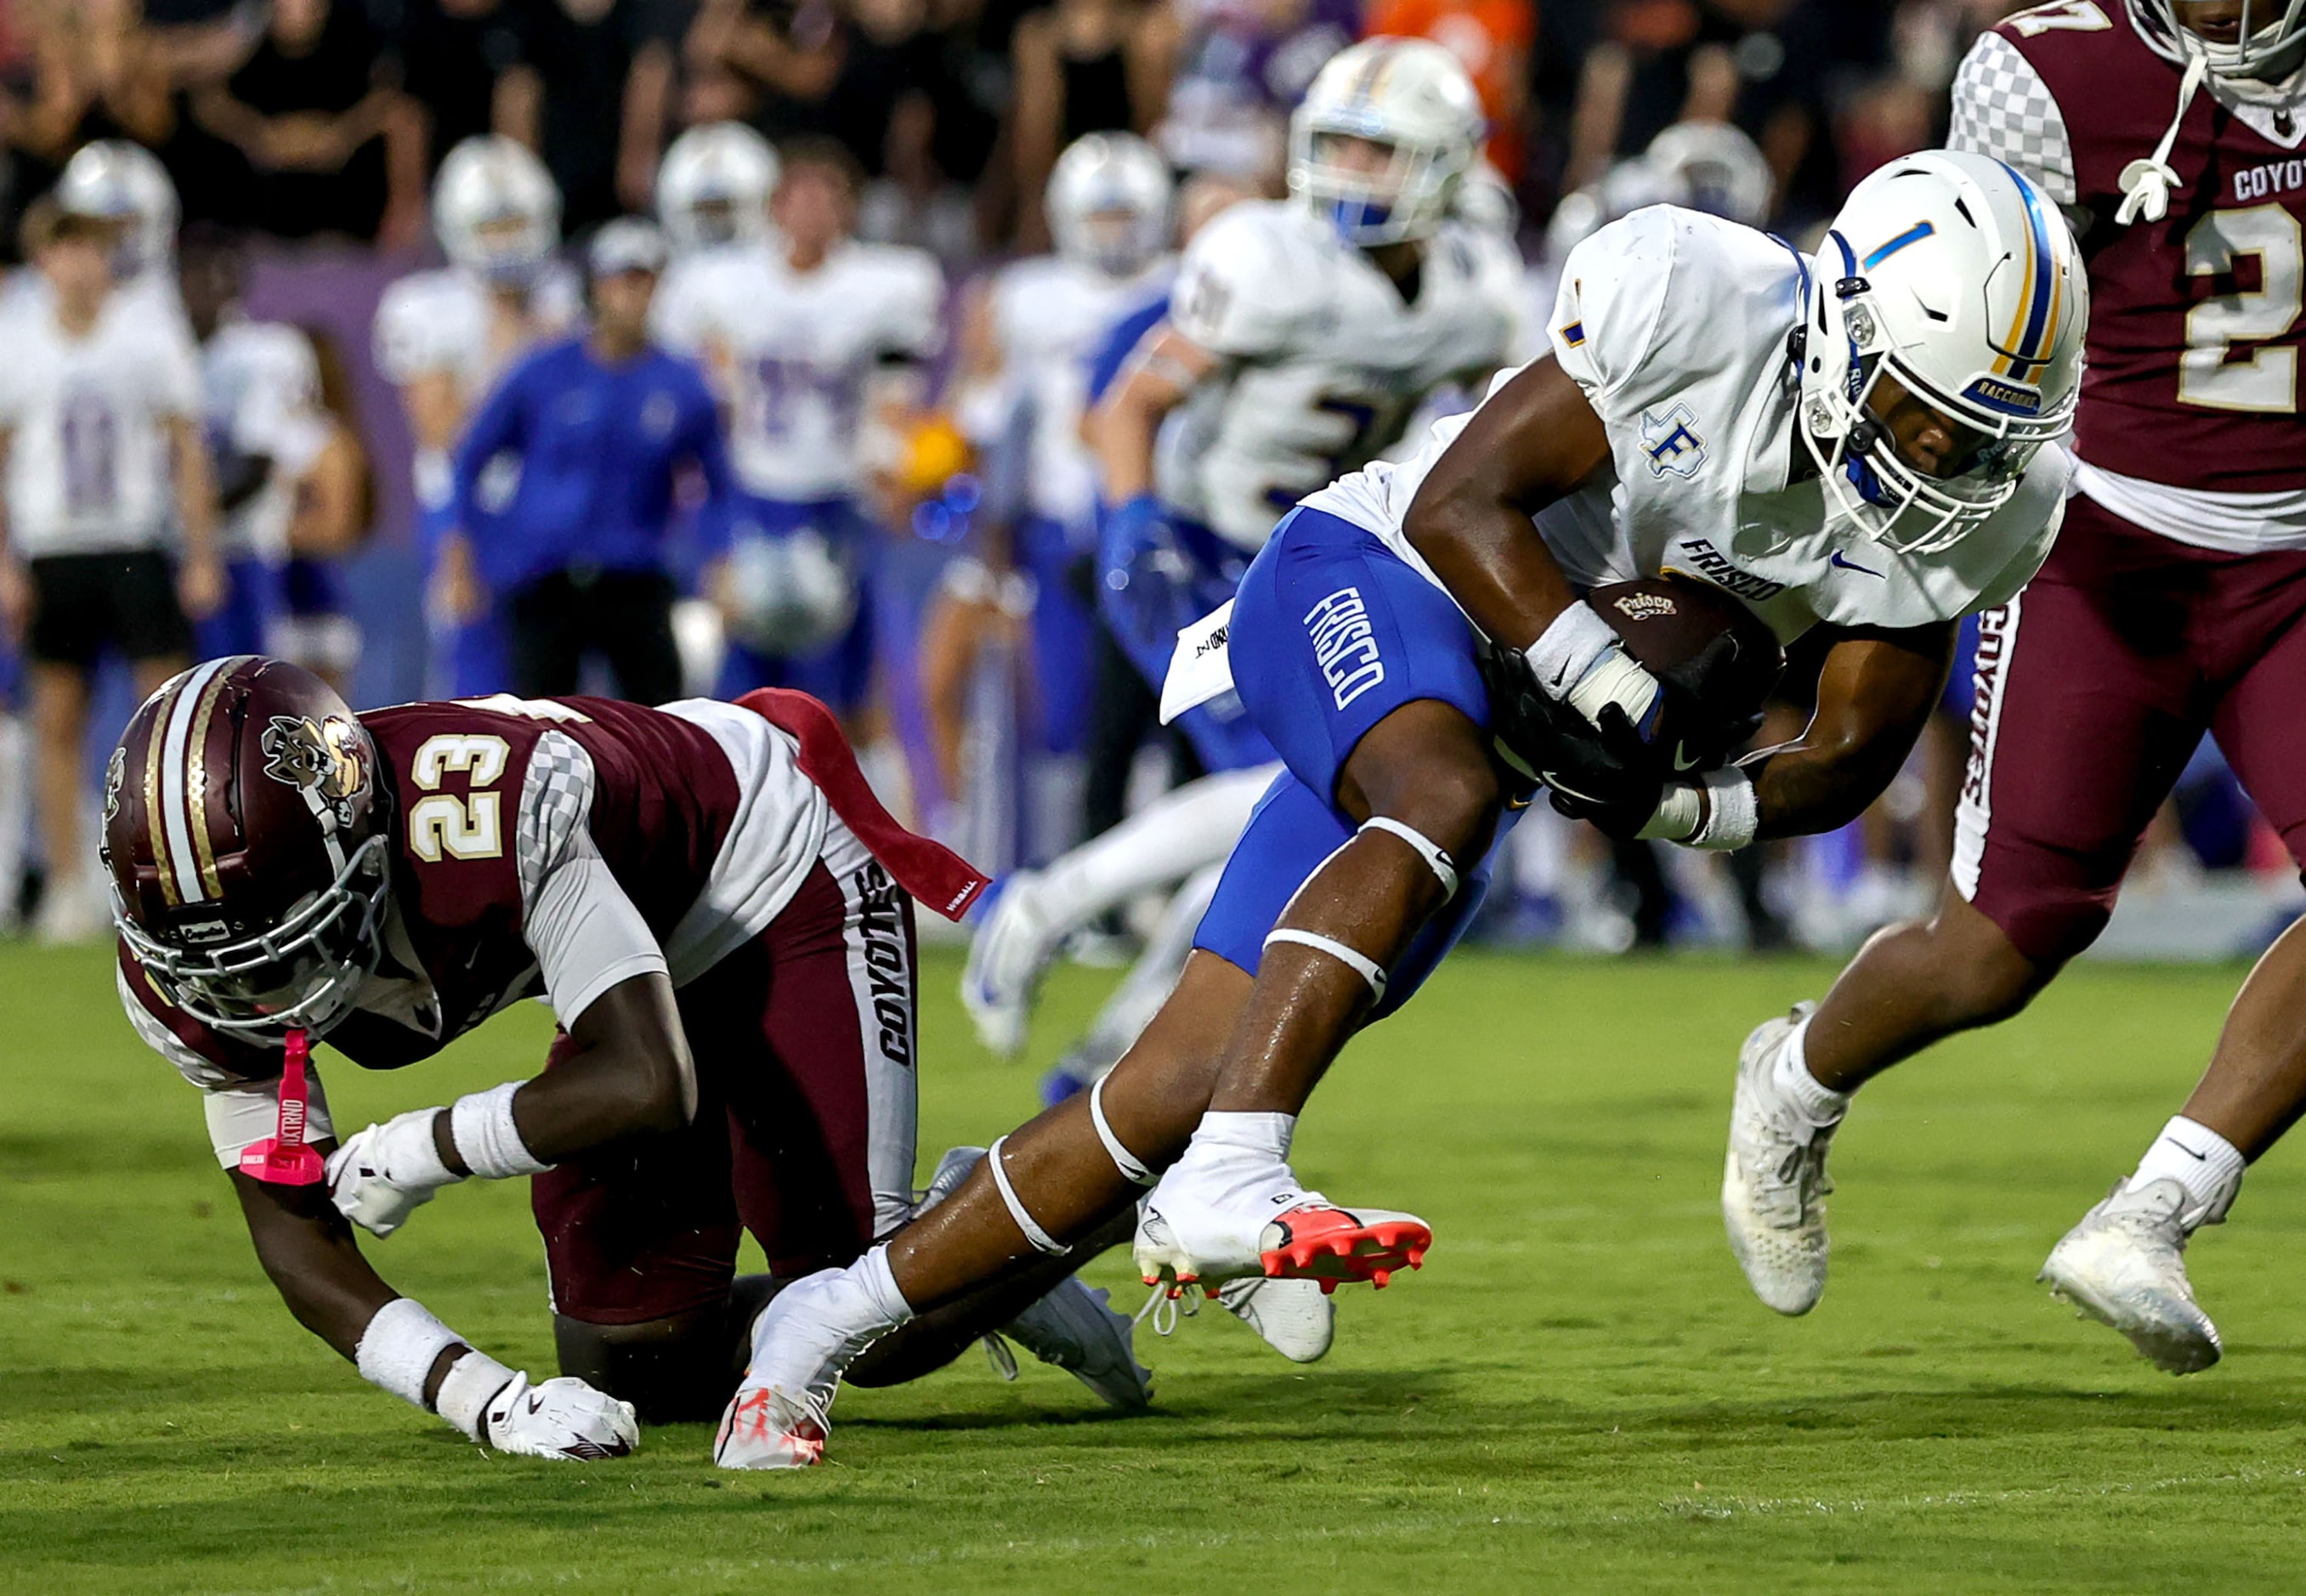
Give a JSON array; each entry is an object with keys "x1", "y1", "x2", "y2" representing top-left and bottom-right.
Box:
[
  {"x1": 106, "y1": 656, "x2": 1150, "y2": 1463},
  {"x1": 1721, "y1": 0, "x2": 2306, "y2": 1374}
]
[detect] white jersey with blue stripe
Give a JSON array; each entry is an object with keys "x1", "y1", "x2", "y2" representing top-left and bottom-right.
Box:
[
  {"x1": 655, "y1": 238, "x2": 943, "y2": 502},
  {"x1": 1308, "y1": 206, "x2": 2071, "y2": 642},
  {"x1": 1159, "y1": 201, "x2": 1521, "y2": 552}
]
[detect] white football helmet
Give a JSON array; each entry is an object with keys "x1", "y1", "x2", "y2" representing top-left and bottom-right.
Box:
[
  {"x1": 2129, "y1": 0, "x2": 2306, "y2": 80},
  {"x1": 1797, "y1": 150, "x2": 2086, "y2": 555},
  {"x1": 1644, "y1": 120, "x2": 1774, "y2": 228},
  {"x1": 722, "y1": 528, "x2": 858, "y2": 655},
  {"x1": 657, "y1": 122, "x2": 779, "y2": 253},
  {"x1": 57, "y1": 140, "x2": 178, "y2": 278},
  {"x1": 1046, "y1": 132, "x2": 1173, "y2": 279},
  {"x1": 434, "y1": 136, "x2": 561, "y2": 286},
  {"x1": 1288, "y1": 37, "x2": 1484, "y2": 246}
]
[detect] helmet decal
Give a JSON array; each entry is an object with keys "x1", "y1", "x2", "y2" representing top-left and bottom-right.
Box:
[{"x1": 260, "y1": 715, "x2": 367, "y2": 807}]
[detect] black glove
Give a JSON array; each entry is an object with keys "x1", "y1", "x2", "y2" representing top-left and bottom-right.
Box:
[
  {"x1": 1476, "y1": 640, "x2": 1663, "y2": 819},
  {"x1": 1647, "y1": 632, "x2": 1767, "y2": 775}
]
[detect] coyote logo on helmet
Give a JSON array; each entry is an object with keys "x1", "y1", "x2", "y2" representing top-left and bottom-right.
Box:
[
  {"x1": 260, "y1": 715, "x2": 368, "y2": 812},
  {"x1": 103, "y1": 746, "x2": 127, "y2": 823}
]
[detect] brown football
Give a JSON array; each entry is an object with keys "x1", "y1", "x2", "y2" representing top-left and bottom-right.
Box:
[{"x1": 1587, "y1": 574, "x2": 1786, "y2": 740}]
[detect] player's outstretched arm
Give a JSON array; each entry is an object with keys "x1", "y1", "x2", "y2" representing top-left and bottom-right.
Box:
[
  {"x1": 1401, "y1": 356, "x2": 1611, "y2": 650},
  {"x1": 1742, "y1": 622, "x2": 1954, "y2": 841},
  {"x1": 232, "y1": 1158, "x2": 638, "y2": 1459},
  {"x1": 327, "y1": 973, "x2": 694, "y2": 1237}
]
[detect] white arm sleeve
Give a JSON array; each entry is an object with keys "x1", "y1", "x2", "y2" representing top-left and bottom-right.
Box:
[
  {"x1": 516, "y1": 732, "x2": 669, "y2": 1027},
  {"x1": 203, "y1": 1071, "x2": 337, "y2": 1169},
  {"x1": 1948, "y1": 33, "x2": 2081, "y2": 212}
]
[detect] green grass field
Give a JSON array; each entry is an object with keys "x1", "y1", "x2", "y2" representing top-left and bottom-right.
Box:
[{"x1": 6, "y1": 938, "x2": 2305, "y2": 1593}]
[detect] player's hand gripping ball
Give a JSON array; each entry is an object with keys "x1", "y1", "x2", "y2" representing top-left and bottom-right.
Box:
[
  {"x1": 1482, "y1": 575, "x2": 1784, "y2": 834},
  {"x1": 484, "y1": 1372, "x2": 640, "y2": 1461}
]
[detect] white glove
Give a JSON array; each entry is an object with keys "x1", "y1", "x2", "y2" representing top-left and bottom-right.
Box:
[
  {"x1": 326, "y1": 1107, "x2": 462, "y2": 1237},
  {"x1": 483, "y1": 1371, "x2": 639, "y2": 1461}
]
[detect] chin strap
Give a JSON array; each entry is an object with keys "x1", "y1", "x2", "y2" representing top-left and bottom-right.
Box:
[{"x1": 2118, "y1": 50, "x2": 2210, "y2": 225}]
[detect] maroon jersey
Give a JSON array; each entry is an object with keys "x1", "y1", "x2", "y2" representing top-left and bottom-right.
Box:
[
  {"x1": 1951, "y1": 2, "x2": 2306, "y2": 494},
  {"x1": 123, "y1": 694, "x2": 757, "y2": 1084}
]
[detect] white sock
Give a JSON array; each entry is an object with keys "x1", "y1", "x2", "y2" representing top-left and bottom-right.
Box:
[
  {"x1": 1037, "y1": 765, "x2": 1277, "y2": 929},
  {"x1": 2127, "y1": 1116, "x2": 2246, "y2": 1219},
  {"x1": 1168, "y1": 1111, "x2": 1303, "y2": 1206},
  {"x1": 1774, "y1": 1013, "x2": 1850, "y2": 1126},
  {"x1": 854, "y1": 1242, "x2": 918, "y2": 1325}
]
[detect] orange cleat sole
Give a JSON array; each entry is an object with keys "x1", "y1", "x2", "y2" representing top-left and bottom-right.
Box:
[{"x1": 1259, "y1": 1207, "x2": 1431, "y2": 1292}]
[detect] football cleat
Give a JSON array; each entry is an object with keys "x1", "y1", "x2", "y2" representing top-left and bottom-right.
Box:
[
  {"x1": 960, "y1": 872, "x2": 1061, "y2": 1058},
  {"x1": 1218, "y1": 1277, "x2": 1335, "y2": 1362},
  {"x1": 2040, "y1": 1178, "x2": 2222, "y2": 1375},
  {"x1": 1722, "y1": 1003, "x2": 1838, "y2": 1316},
  {"x1": 1258, "y1": 1203, "x2": 1431, "y2": 1293},
  {"x1": 714, "y1": 1266, "x2": 892, "y2": 1469},
  {"x1": 997, "y1": 1279, "x2": 1154, "y2": 1410}
]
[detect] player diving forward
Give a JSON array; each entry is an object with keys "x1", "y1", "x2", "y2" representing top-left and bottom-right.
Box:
[
  {"x1": 714, "y1": 149, "x2": 2090, "y2": 1467},
  {"x1": 961, "y1": 37, "x2": 1522, "y2": 1066},
  {"x1": 105, "y1": 659, "x2": 1153, "y2": 1462},
  {"x1": 1720, "y1": 0, "x2": 2306, "y2": 1372}
]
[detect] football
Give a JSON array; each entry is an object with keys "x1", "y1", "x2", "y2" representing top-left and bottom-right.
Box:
[{"x1": 1587, "y1": 574, "x2": 1786, "y2": 739}]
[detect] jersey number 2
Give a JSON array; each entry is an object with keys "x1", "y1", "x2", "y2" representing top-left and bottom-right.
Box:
[
  {"x1": 2182, "y1": 205, "x2": 2303, "y2": 414},
  {"x1": 407, "y1": 734, "x2": 510, "y2": 862}
]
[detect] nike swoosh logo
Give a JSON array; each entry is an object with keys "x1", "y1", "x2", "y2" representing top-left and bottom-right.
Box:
[
  {"x1": 1829, "y1": 550, "x2": 1883, "y2": 578},
  {"x1": 525, "y1": 1391, "x2": 550, "y2": 1415},
  {"x1": 1673, "y1": 741, "x2": 1702, "y2": 773},
  {"x1": 2169, "y1": 1141, "x2": 2210, "y2": 1162}
]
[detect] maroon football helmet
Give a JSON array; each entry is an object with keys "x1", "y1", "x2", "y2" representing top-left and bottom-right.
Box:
[{"x1": 105, "y1": 656, "x2": 391, "y2": 1039}]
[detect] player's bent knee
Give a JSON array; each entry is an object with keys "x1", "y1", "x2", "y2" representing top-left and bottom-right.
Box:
[
  {"x1": 553, "y1": 1309, "x2": 736, "y2": 1424},
  {"x1": 1911, "y1": 894, "x2": 2058, "y2": 1027}
]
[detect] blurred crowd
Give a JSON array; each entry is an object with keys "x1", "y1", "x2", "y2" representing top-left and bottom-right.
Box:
[
  {"x1": 0, "y1": 0, "x2": 2284, "y2": 957},
  {"x1": 0, "y1": 0, "x2": 2026, "y2": 264}
]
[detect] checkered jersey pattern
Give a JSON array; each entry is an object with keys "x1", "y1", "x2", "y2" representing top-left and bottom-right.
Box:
[
  {"x1": 516, "y1": 730, "x2": 598, "y2": 908},
  {"x1": 1950, "y1": 31, "x2": 2078, "y2": 207}
]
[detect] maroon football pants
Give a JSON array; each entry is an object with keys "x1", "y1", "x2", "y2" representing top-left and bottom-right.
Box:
[
  {"x1": 1954, "y1": 492, "x2": 2306, "y2": 965},
  {"x1": 530, "y1": 821, "x2": 921, "y2": 1325}
]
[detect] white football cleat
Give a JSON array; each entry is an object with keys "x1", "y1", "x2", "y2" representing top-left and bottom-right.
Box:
[
  {"x1": 1723, "y1": 1004, "x2": 1838, "y2": 1316},
  {"x1": 714, "y1": 1266, "x2": 892, "y2": 1469},
  {"x1": 961, "y1": 872, "x2": 1061, "y2": 1057},
  {"x1": 998, "y1": 1278, "x2": 1154, "y2": 1409},
  {"x1": 1136, "y1": 1172, "x2": 1429, "y2": 1296},
  {"x1": 1218, "y1": 1277, "x2": 1334, "y2": 1362},
  {"x1": 2040, "y1": 1178, "x2": 2222, "y2": 1374}
]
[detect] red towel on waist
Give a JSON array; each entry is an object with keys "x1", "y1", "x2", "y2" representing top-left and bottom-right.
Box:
[{"x1": 735, "y1": 688, "x2": 988, "y2": 921}]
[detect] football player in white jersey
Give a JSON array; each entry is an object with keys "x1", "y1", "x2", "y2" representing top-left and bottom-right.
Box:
[
  {"x1": 711, "y1": 150, "x2": 2091, "y2": 1467},
  {"x1": 372, "y1": 135, "x2": 579, "y2": 699},
  {"x1": 961, "y1": 39, "x2": 1517, "y2": 1069},
  {"x1": 653, "y1": 121, "x2": 779, "y2": 349},
  {"x1": 0, "y1": 198, "x2": 221, "y2": 944},
  {"x1": 178, "y1": 228, "x2": 336, "y2": 664},
  {"x1": 655, "y1": 137, "x2": 943, "y2": 728},
  {"x1": 944, "y1": 132, "x2": 1175, "y2": 854},
  {"x1": 51, "y1": 141, "x2": 188, "y2": 329}
]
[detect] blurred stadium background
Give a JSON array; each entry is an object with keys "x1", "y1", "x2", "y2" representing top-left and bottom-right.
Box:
[{"x1": 0, "y1": 0, "x2": 2293, "y2": 964}]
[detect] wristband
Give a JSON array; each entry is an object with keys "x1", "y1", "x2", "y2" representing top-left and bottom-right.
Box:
[
  {"x1": 1637, "y1": 784, "x2": 1705, "y2": 842},
  {"x1": 1522, "y1": 603, "x2": 1619, "y2": 700},
  {"x1": 450, "y1": 1082, "x2": 554, "y2": 1180},
  {"x1": 434, "y1": 1348, "x2": 519, "y2": 1441},
  {"x1": 1692, "y1": 767, "x2": 1760, "y2": 851},
  {"x1": 354, "y1": 1297, "x2": 465, "y2": 1411}
]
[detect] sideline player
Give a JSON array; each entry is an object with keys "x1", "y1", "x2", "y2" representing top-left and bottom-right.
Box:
[
  {"x1": 654, "y1": 138, "x2": 943, "y2": 733},
  {"x1": 945, "y1": 131, "x2": 1176, "y2": 856},
  {"x1": 962, "y1": 38, "x2": 1521, "y2": 1057},
  {"x1": 107, "y1": 659, "x2": 1151, "y2": 1462},
  {"x1": 180, "y1": 227, "x2": 335, "y2": 663},
  {"x1": 718, "y1": 148, "x2": 2089, "y2": 1466},
  {"x1": 374, "y1": 136, "x2": 578, "y2": 699},
  {"x1": 1718, "y1": 0, "x2": 2306, "y2": 1374},
  {"x1": 0, "y1": 190, "x2": 220, "y2": 945}
]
